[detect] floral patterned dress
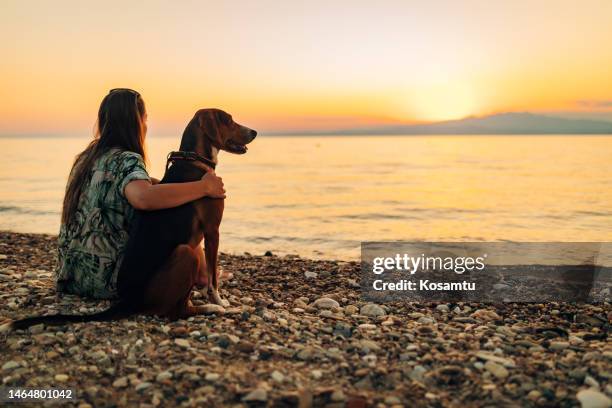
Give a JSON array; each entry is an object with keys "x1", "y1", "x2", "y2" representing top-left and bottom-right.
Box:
[{"x1": 55, "y1": 148, "x2": 150, "y2": 299}]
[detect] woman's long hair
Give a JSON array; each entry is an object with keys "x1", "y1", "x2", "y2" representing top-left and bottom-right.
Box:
[{"x1": 61, "y1": 89, "x2": 147, "y2": 224}]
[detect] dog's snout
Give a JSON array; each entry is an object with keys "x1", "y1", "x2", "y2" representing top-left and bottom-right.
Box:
[{"x1": 250, "y1": 129, "x2": 257, "y2": 138}]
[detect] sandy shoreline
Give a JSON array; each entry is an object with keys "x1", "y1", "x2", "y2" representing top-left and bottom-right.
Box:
[{"x1": 0, "y1": 231, "x2": 610, "y2": 407}]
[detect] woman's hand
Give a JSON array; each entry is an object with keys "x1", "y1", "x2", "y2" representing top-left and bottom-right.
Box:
[{"x1": 199, "y1": 167, "x2": 226, "y2": 199}]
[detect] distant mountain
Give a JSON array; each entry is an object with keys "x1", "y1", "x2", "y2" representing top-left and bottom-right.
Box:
[{"x1": 277, "y1": 112, "x2": 612, "y2": 135}]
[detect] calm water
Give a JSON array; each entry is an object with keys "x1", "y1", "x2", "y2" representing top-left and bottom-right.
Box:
[{"x1": 0, "y1": 135, "x2": 611, "y2": 260}]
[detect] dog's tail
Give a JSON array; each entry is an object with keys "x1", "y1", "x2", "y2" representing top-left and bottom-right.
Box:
[{"x1": 0, "y1": 302, "x2": 133, "y2": 334}]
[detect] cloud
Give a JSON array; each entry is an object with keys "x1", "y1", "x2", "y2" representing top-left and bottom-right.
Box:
[{"x1": 576, "y1": 100, "x2": 612, "y2": 109}]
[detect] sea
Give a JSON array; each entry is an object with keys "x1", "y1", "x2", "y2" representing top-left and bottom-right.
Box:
[{"x1": 0, "y1": 135, "x2": 611, "y2": 260}]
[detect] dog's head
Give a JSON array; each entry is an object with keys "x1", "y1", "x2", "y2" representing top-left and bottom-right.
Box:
[{"x1": 191, "y1": 108, "x2": 257, "y2": 154}]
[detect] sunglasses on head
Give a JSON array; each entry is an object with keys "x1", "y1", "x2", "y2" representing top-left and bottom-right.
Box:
[{"x1": 109, "y1": 88, "x2": 140, "y2": 106}]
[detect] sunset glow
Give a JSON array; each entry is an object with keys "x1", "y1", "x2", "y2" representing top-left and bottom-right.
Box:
[{"x1": 1, "y1": 0, "x2": 612, "y2": 135}]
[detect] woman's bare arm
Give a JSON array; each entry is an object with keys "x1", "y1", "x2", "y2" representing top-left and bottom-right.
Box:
[{"x1": 124, "y1": 170, "x2": 225, "y2": 211}]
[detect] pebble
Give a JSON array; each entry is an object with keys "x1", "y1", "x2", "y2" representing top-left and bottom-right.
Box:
[
  {"x1": 242, "y1": 388, "x2": 268, "y2": 402},
  {"x1": 135, "y1": 382, "x2": 152, "y2": 392},
  {"x1": 311, "y1": 369, "x2": 323, "y2": 379},
  {"x1": 410, "y1": 365, "x2": 427, "y2": 382},
  {"x1": 330, "y1": 389, "x2": 346, "y2": 402},
  {"x1": 475, "y1": 352, "x2": 516, "y2": 368},
  {"x1": 471, "y1": 309, "x2": 501, "y2": 321},
  {"x1": 576, "y1": 389, "x2": 612, "y2": 408},
  {"x1": 549, "y1": 341, "x2": 570, "y2": 351},
  {"x1": 113, "y1": 377, "x2": 128, "y2": 388},
  {"x1": 360, "y1": 303, "x2": 386, "y2": 317},
  {"x1": 2, "y1": 361, "x2": 20, "y2": 371},
  {"x1": 304, "y1": 272, "x2": 318, "y2": 279},
  {"x1": 2, "y1": 231, "x2": 611, "y2": 408},
  {"x1": 344, "y1": 305, "x2": 359, "y2": 314},
  {"x1": 174, "y1": 338, "x2": 190, "y2": 349},
  {"x1": 418, "y1": 316, "x2": 435, "y2": 324},
  {"x1": 484, "y1": 361, "x2": 509, "y2": 379},
  {"x1": 156, "y1": 371, "x2": 173, "y2": 382},
  {"x1": 271, "y1": 370, "x2": 284, "y2": 383},
  {"x1": 312, "y1": 297, "x2": 340, "y2": 309},
  {"x1": 205, "y1": 373, "x2": 220, "y2": 381},
  {"x1": 54, "y1": 374, "x2": 69, "y2": 382},
  {"x1": 436, "y1": 304, "x2": 450, "y2": 313}
]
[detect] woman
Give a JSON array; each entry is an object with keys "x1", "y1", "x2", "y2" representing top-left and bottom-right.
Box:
[{"x1": 56, "y1": 88, "x2": 225, "y2": 299}]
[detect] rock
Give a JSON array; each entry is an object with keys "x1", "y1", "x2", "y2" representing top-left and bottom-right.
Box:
[
  {"x1": 344, "y1": 305, "x2": 359, "y2": 315},
  {"x1": 347, "y1": 279, "x2": 360, "y2": 288},
  {"x1": 242, "y1": 388, "x2": 268, "y2": 402},
  {"x1": 549, "y1": 341, "x2": 570, "y2": 351},
  {"x1": 264, "y1": 250, "x2": 273, "y2": 256},
  {"x1": 237, "y1": 340, "x2": 255, "y2": 353},
  {"x1": 2, "y1": 361, "x2": 20, "y2": 371},
  {"x1": 484, "y1": 361, "x2": 509, "y2": 379},
  {"x1": 271, "y1": 370, "x2": 284, "y2": 383},
  {"x1": 385, "y1": 396, "x2": 402, "y2": 405},
  {"x1": 54, "y1": 374, "x2": 69, "y2": 382},
  {"x1": 360, "y1": 303, "x2": 386, "y2": 317},
  {"x1": 585, "y1": 376, "x2": 600, "y2": 389},
  {"x1": 330, "y1": 389, "x2": 346, "y2": 402},
  {"x1": 409, "y1": 365, "x2": 427, "y2": 382},
  {"x1": 493, "y1": 283, "x2": 511, "y2": 290},
  {"x1": 358, "y1": 339, "x2": 381, "y2": 353},
  {"x1": 471, "y1": 309, "x2": 501, "y2": 321},
  {"x1": 311, "y1": 369, "x2": 323, "y2": 379},
  {"x1": 174, "y1": 338, "x2": 190, "y2": 349},
  {"x1": 319, "y1": 310, "x2": 334, "y2": 318},
  {"x1": 436, "y1": 304, "x2": 450, "y2": 313},
  {"x1": 304, "y1": 272, "x2": 318, "y2": 279},
  {"x1": 296, "y1": 347, "x2": 317, "y2": 361},
  {"x1": 205, "y1": 373, "x2": 220, "y2": 381},
  {"x1": 28, "y1": 323, "x2": 45, "y2": 334},
  {"x1": 156, "y1": 371, "x2": 173, "y2": 382},
  {"x1": 201, "y1": 304, "x2": 226, "y2": 315},
  {"x1": 135, "y1": 382, "x2": 152, "y2": 392},
  {"x1": 313, "y1": 297, "x2": 340, "y2": 310},
  {"x1": 475, "y1": 352, "x2": 516, "y2": 368},
  {"x1": 418, "y1": 316, "x2": 435, "y2": 324},
  {"x1": 113, "y1": 377, "x2": 128, "y2": 388},
  {"x1": 576, "y1": 389, "x2": 612, "y2": 408}
]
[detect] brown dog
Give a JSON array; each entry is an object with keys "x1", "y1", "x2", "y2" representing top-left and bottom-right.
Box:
[{"x1": 1, "y1": 109, "x2": 256, "y2": 332}]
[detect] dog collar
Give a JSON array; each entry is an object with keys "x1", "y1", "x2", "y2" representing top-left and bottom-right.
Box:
[{"x1": 166, "y1": 151, "x2": 217, "y2": 171}]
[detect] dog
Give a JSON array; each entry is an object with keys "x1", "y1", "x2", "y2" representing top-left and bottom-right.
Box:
[{"x1": 1, "y1": 109, "x2": 256, "y2": 332}]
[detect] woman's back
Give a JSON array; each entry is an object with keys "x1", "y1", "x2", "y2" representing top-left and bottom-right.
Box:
[{"x1": 55, "y1": 148, "x2": 150, "y2": 299}]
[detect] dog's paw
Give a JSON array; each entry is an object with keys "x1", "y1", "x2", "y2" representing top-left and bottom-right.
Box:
[{"x1": 210, "y1": 290, "x2": 229, "y2": 307}]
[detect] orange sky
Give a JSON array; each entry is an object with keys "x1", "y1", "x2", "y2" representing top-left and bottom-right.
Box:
[{"x1": 1, "y1": 0, "x2": 612, "y2": 135}]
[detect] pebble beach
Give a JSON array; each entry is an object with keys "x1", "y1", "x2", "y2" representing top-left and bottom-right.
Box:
[{"x1": 1, "y1": 231, "x2": 611, "y2": 407}]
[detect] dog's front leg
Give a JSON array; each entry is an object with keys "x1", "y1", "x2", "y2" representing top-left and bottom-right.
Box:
[{"x1": 204, "y1": 228, "x2": 228, "y2": 307}]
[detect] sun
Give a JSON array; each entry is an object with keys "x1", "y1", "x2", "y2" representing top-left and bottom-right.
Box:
[{"x1": 407, "y1": 83, "x2": 478, "y2": 122}]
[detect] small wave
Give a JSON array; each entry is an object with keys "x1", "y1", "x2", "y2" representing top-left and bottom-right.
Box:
[
  {"x1": 575, "y1": 210, "x2": 612, "y2": 217},
  {"x1": 0, "y1": 205, "x2": 59, "y2": 216},
  {"x1": 338, "y1": 213, "x2": 408, "y2": 220}
]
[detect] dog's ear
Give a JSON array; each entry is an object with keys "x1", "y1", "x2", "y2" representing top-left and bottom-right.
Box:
[{"x1": 199, "y1": 110, "x2": 223, "y2": 147}]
